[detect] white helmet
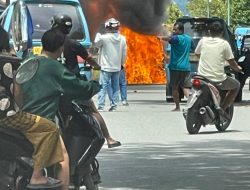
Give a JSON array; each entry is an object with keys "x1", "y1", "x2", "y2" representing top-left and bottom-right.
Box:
[{"x1": 105, "y1": 18, "x2": 120, "y2": 30}]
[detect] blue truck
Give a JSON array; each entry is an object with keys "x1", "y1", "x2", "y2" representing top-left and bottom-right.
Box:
[{"x1": 0, "y1": 0, "x2": 91, "y2": 58}]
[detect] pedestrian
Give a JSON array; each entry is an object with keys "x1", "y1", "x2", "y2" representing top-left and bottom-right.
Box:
[
  {"x1": 195, "y1": 21, "x2": 242, "y2": 112},
  {"x1": 0, "y1": 25, "x2": 64, "y2": 189},
  {"x1": 119, "y1": 65, "x2": 129, "y2": 106},
  {"x1": 108, "y1": 66, "x2": 129, "y2": 106},
  {"x1": 20, "y1": 29, "x2": 101, "y2": 190},
  {"x1": 94, "y1": 18, "x2": 127, "y2": 112},
  {"x1": 159, "y1": 22, "x2": 193, "y2": 111},
  {"x1": 51, "y1": 14, "x2": 121, "y2": 148}
]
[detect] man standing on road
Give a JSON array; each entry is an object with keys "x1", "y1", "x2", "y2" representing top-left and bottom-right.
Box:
[
  {"x1": 195, "y1": 21, "x2": 242, "y2": 111},
  {"x1": 94, "y1": 18, "x2": 127, "y2": 112},
  {"x1": 159, "y1": 22, "x2": 193, "y2": 111}
]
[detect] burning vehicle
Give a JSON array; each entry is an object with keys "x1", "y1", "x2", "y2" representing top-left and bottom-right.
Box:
[{"x1": 81, "y1": 0, "x2": 171, "y2": 85}]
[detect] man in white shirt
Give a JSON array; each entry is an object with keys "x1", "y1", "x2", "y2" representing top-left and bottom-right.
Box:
[
  {"x1": 195, "y1": 21, "x2": 242, "y2": 111},
  {"x1": 94, "y1": 18, "x2": 127, "y2": 112}
]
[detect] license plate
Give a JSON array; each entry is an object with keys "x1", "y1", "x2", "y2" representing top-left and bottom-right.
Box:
[{"x1": 33, "y1": 46, "x2": 42, "y2": 55}]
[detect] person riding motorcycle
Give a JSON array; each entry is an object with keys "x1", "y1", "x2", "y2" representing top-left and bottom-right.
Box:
[
  {"x1": 20, "y1": 29, "x2": 101, "y2": 190},
  {"x1": 50, "y1": 14, "x2": 100, "y2": 75},
  {"x1": 195, "y1": 21, "x2": 242, "y2": 112},
  {"x1": 0, "y1": 25, "x2": 63, "y2": 189},
  {"x1": 51, "y1": 14, "x2": 121, "y2": 148}
]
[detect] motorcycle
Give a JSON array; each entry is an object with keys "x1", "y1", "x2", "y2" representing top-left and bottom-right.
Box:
[
  {"x1": 0, "y1": 99, "x2": 105, "y2": 190},
  {"x1": 58, "y1": 99, "x2": 105, "y2": 190},
  {"x1": 183, "y1": 67, "x2": 236, "y2": 134}
]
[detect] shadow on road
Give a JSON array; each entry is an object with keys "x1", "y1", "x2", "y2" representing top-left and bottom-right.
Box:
[
  {"x1": 235, "y1": 100, "x2": 250, "y2": 107},
  {"x1": 198, "y1": 130, "x2": 242, "y2": 135},
  {"x1": 98, "y1": 140, "x2": 250, "y2": 190}
]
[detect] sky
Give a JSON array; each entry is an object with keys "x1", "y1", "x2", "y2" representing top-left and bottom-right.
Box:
[{"x1": 174, "y1": 0, "x2": 189, "y2": 15}]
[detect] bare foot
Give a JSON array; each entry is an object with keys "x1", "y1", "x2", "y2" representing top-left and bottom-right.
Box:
[
  {"x1": 171, "y1": 108, "x2": 180, "y2": 111},
  {"x1": 107, "y1": 138, "x2": 119, "y2": 145},
  {"x1": 29, "y1": 176, "x2": 47, "y2": 185}
]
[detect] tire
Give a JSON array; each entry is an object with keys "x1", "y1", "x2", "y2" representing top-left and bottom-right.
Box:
[
  {"x1": 215, "y1": 105, "x2": 234, "y2": 132},
  {"x1": 84, "y1": 173, "x2": 99, "y2": 190},
  {"x1": 16, "y1": 176, "x2": 29, "y2": 190},
  {"x1": 186, "y1": 105, "x2": 202, "y2": 134}
]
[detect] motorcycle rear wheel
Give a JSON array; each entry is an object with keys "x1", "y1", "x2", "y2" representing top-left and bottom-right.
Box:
[
  {"x1": 84, "y1": 172, "x2": 99, "y2": 190},
  {"x1": 215, "y1": 105, "x2": 234, "y2": 131},
  {"x1": 16, "y1": 176, "x2": 29, "y2": 190},
  {"x1": 186, "y1": 106, "x2": 202, "y2": 134}
]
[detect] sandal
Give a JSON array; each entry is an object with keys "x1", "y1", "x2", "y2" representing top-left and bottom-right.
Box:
[
  {"x1": 108, "y1": 141, "x2": 121, "y2": 148},
  {"x1": 26, "y1": 177, "x2": 62, "y2": 189}
]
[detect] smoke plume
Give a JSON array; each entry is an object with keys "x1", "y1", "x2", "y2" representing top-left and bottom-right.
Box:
[{"x1": 81, "y1": 0, "x2": 170, "y2": 40}]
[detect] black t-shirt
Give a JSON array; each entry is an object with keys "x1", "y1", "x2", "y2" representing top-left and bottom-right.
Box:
[{"x1": 64, "y1": 36, "x2": 89, "y2": 74}]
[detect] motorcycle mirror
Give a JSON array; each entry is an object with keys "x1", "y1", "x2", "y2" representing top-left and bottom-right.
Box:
[
  {"x1": 14, "y1": 58, "x2": 39, "y2": 84},
  {"x1": 238, "y1": 56, "x2": 246, "y2": 63}
]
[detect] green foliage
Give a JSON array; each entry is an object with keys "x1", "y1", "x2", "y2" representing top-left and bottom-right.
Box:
[
  {"x1": 231, "y1": 0, "x2": 250, "y2": 28},
  {"x1": 166, "y1": 3, "x2": 184, "y2": 24},
  {"x1": 187, "y1": 0, "x2": 227, "y2": 19},
  {"x1": 186, "y1": 0, "x2": 250, "y2": 29}
]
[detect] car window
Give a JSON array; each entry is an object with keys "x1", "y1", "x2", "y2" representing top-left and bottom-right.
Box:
[
  {"x1": 27, "y1": 3, "x2": 85, "y2": 40},
  {"x1": 183, "y1": 21, "x2": 209, "y2": 48}
]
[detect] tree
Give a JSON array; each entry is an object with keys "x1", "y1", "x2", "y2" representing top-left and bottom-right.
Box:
[
  {"x1": 166, "y1": 2, "x2": 183, "y2": 24},
  {"x1": 187, "y1": 0, "x2": 227, "y2": 20},
  {"x1": 231, "y1": 0, "x2": 250, "y2": 28}
]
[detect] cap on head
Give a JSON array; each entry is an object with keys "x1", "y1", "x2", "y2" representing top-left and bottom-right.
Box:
[
  {"x1": 105, "y1": 18, "x2": 120, "y2": 31},
  {"x1": 51, "y1": 14, "x2": 72, "y2": 35}
]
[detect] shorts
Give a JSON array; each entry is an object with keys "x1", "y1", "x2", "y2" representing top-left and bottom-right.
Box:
[
  {"x1": 170, "y1": 70, "x2": 191, "y2": 88},
  {"x1": 214, "y1": 76, "x2": 240, "y2": 91}
]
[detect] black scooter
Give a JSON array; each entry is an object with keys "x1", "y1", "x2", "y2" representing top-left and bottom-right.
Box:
[
  {"x1": 183, "y1": 67, "x2": 237, "y2": 134},
  {"x1": 0, "y1": 99, "x2": 105, "y2": 190},
  {"x1": 183, "y1": 74, "x2": 234, "y2": 134}
]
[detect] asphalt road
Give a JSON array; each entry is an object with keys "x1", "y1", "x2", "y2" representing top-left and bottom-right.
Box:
[{"x1": 91, "y1": 84, "x2": 250, "y2": 190}]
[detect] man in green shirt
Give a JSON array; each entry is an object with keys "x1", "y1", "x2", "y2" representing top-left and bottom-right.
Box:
[{"x1": 20, "y1": 29, "x2": 101, "y2": 190}]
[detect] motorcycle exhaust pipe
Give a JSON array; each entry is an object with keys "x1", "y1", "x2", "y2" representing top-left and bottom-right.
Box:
[
  {"x1": 199, "y1": 107, "x2": 206, "y2": 115},
  {"x1": 199, "y1": 106, "x2": 216, "y2": 125}
]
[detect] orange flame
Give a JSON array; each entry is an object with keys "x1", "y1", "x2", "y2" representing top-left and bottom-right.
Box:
[{"x1": 120, "y1": 27, "x2": 166, "y2": 84}]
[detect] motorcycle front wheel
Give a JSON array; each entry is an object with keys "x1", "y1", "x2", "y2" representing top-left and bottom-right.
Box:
[
  {"x1": 215, "y1": 105, "x2": 234, "y2": 132},
  {"x1": 186, "y1": 106, "x2": 202, "y2": 134}
]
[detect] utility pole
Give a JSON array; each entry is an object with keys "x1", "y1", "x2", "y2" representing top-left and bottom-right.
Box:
[
  {"x1": 207, "y1": 0, "x2": 211, "y2": 18},
  {"x1": 227, "y1": 0, "x2": 230, "y2": 26}
]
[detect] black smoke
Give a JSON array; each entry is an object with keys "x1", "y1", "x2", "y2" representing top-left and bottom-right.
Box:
[
  {"x1": 81, "y1": 0, "x2": 170, "y2": 39},
  {"x1": 118, "y1": 0, "x2": 170, "y2": 34}
]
